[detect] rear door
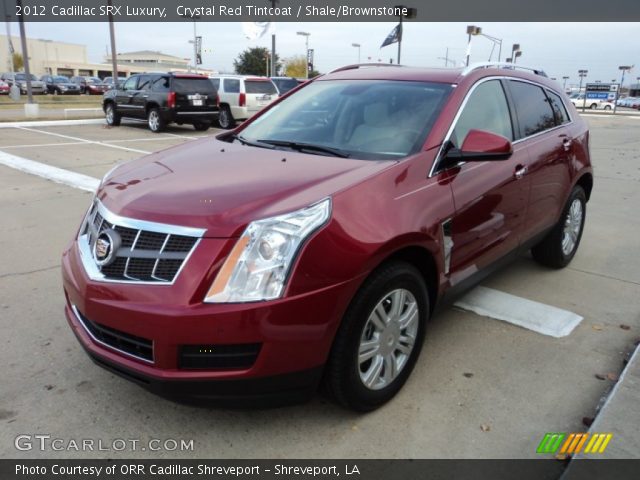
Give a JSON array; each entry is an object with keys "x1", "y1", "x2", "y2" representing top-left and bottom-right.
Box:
[
  {"x1": 444, "y1": 79, "x2": 530, "y2": 285},
  {"x1": 244, "y1": 78, "x2": 278, "y2": 115},
  {"x1": 505, "y1": 80, "x2": 574, "y2": 241},
  {"x1": 170, "y1": 76, "x2": 218, "y2": 113}
]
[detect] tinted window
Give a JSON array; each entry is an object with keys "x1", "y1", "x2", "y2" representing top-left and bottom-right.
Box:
[
  {"x1": 508, "y1": 81, "x2": 557, "y2": 138},
  {"x1": 151, "y1": 76, "x2": 170, "y2": 92},
  {"x1": 53, "y1": 76, "x2": 69, "y2": 83},
  {"x1": 452, "y1": 80, "x2": 513, "y2": 147},
  {"x1": 210, "y1": 78, "x2": 220, "y2": 91},
  {"x1": 123, "y1": 77, "x2": 138, "y2": 91},
  {"x1": 272, "y1": 78, "x2": 299, "y2": 94},
  {"x1": 137, "y1": 75, "x2": 152, "y2": 90},
  {"x1": 245, "y1": 80, "x2": 277, "y2": 95},
  {"x1": 172, "y1": 78, "x2": 216, "y2": 93},
  {"x1": 546, "y1": 90, "x2": 570, "y2": 125},
  {"x1": 223, "y1": 78, "x2": 240, "y2": 93},
  {"x1": 239, "y1": 80, "x2": 452, "y2": 160}
]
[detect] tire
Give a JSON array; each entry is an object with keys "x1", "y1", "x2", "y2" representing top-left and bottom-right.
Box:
[
  {"x1": 604, "y1": 105, "x2": 612, "y2": 111},
  {"x1": 147, "y1": 107, "x2": 165, "y2": 133},
  {"x1": 324, "y1": 261, "x2": 429, "y2": 411},
  {"x1": 104, "y1": 103, "x2": 121, "y2": 126},
  {"x1": 590, "y1": 103, "x2": 597, "y2": 110},
  {"x1": 531, "y1": 185, "x2": 586, "y2": 269},
  {"x1": 218, "y1": 105, "x2": 235, "y2": 129},
  {"x1": 193, "y1": 122, "x2": 211, "y2": 131}
]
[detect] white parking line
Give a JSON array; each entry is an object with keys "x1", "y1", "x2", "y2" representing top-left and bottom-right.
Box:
[
  {"x1": 1, "y1": 141, "x2": 88, "y2": 149},
  {"x1": 0, "y1": 150, "x2": 99, "y2": 192},
  {"x1": 0, "y1": 119, "x2": 105, "y2": 128},
  {"x1": 17, "y1": 126, "x2": 152, "y2": 155},
  {"x1": 455, "y1": 286, "x2": 583, "y2": 338}
]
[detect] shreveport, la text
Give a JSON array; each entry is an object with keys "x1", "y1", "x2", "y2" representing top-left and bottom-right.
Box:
[{"x1": 15, "y1": 464, "x2": 361, "y2": 476}]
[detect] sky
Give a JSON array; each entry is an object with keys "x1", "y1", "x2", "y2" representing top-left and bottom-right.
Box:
[{"x1": 14, "y1": 22, "x2": 640, "y2": 87}]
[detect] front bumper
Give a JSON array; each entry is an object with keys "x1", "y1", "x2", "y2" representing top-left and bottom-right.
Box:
[{"x1": 62, "y1": 238, "x2": 360, "y2": 405}]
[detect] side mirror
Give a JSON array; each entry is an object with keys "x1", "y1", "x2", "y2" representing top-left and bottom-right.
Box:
[{"x1": 445, "y1": 129, "x2": 513, "y2": 163}]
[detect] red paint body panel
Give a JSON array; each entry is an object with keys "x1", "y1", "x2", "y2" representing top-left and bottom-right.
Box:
[{"x1": 63, "y1": 65, "x2": 592, "y2": 400}]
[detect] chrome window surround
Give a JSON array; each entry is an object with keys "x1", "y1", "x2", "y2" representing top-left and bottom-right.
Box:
[
  {"x1": 77, "y1": 200, "x2": 205, "y2": 285},
  {"x1": 71, "y1": 304, "x2": 154, "y2": 364},
  {"x1": 428, "y1": 76, "x2": 574, "y2": 178}
]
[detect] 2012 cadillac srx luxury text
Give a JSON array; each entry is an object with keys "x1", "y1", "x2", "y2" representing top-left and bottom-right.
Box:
[{"x1": 62, "y1": 63, "x2": 593, "y2": 411}]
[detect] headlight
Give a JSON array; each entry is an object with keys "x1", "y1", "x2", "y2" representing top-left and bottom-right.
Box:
[{"x1": 204, "y1": 198, "x2": 331, "y2": 303}]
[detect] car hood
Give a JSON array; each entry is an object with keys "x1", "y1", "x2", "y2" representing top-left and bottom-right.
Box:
[{"x1": 98, "y1": 137, "x2": 393, "y2": 238}]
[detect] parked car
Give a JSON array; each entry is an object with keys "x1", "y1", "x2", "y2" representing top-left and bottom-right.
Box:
[
  {"x1": 0, "y1": 80, "x2": 9, "y2": 94},
  {"x1": 103, "y1": 76, "x2": 125, "y2": 90},
  {"x1": 70, "y1": 76, "x2": 88, "y2": 93},
  {"x1": 103, "y1": 72, "x2": 219, "y2": 132},
  {"x1": 270, "y1": 76, "x2": 300, "y2": 95},
  {"x1": 83, "y1": 76, "x2": 110, "y2": 95},
  {"x1": 63, "y1": 64, "x2": 592, "y2": 411},
  {"x1": 209, "y1": 75, "x2": 279, "y2": 129},
  {"x1": 569, "y1": 94, "x2": 613, "y2": 110},
  {"x1": 41, "y1": 75, "x2": 81, "y2": 95},
  {"x1": 1, "y1": 72, "x2": 47, "y2": 94}
]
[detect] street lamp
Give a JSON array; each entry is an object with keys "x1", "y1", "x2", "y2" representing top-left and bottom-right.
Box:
[
  {"x1": 578, "y1": 69, "x2": 588, "y2": 111},
  {"x1": 352, "y1": 43, "x2": 361, "y2": 64},
  {"x1": 468, "y1": 25, "x2": 503, "y2": 62},
  {"x1": 511, "y1": 44, "x2": 521, "y2": 64},
  {"x1": 562, "y1": 76, "x2": 570, "y2": 90},
  {"x1": 465, "y1": 25, "x2": 482, "y2": 66},
  {"x1": 297, "y1": 31, "x2": 310, "y2": 79},
  {"x1": 614, "y1": 65, "x2": 633, "y2": 114}
]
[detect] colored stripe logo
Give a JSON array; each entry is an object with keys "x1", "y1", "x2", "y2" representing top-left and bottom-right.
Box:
[{"x1": 537, "y1": 433, "x2": 612, "y2": 455}]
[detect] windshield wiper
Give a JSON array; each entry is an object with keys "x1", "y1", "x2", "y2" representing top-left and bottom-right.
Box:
[
  {"x1": 257, "y1": 139, "x2": 350, "y2": 158},
  {"x1": 229, "y1": 134, "x2": 275, "y2": 150}
]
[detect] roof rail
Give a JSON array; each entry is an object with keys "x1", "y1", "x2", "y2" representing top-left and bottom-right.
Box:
[
  {"x1": 330, "y1": 63, "x2": 404, "y2": 74},
  {"x1": 462, "y1": 62, "x2": 548, "y2": 78}
]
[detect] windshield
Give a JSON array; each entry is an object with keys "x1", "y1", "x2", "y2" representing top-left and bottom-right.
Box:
[
  {"x1": 237, "y1": 80, "x2": 452, "y2": 160},
  {"x1": 88, "y1": 77, "x2": 102, "y2": 84},
  {"x1": 53, "y1": 76, "x2": 70, "y2": 83},
  {"x1": 15, "y1": 73, "x2": 37, "y2": 81}
]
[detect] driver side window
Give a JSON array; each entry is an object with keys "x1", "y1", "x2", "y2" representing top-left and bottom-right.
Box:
[{"x1": 452, "y1": 80, "x2": 513, "y2": 148}]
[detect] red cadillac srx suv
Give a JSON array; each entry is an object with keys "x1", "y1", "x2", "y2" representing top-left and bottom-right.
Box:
[{"x1": 62, "y1": 63, "x2": 592, "y2": 411}]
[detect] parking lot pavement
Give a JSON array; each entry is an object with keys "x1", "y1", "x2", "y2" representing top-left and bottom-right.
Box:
[{"x1": 0, "y1": 117, "x2": 638, "y2": 460}]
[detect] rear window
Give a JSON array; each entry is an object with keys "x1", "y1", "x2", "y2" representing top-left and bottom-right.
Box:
[
  {"x1": 272, "y1": 78, "x2": 299, "y2": 94},
  {"x1": 508, "y1": 80, "x2": 557, "y2": 138},
  {"x1": 171, "y1": 78, "x2": 216, "y2": 93},
  {"x1": 245, "y1": 80, "x2": 277, "y2": 95}
]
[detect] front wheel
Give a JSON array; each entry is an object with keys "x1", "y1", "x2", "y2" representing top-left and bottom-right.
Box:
[
  {"x1": 105, "y1": 103, "x2": 121, "y2": 126},
  {"x1": 324, "y1": 261, "x2": 429, "y2": 411},
  {"x1": 531, "y1": 185, "x2": 586, "y2": 268},
  {"x1": 590, "y1": 103, "x2": 598, "y2": 110},
  {"x1": 604, "y1": 105, "x2": 612, "y2": 111},
  {"x1": 147, "y1": 108, "x2": 165, "y2": 133}
]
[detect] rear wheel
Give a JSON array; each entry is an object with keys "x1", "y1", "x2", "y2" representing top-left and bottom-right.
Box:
[
  {"x1": 105, "y1": 103, "x2": 121, "y2": 126},
  {"x1": 147, "y1": 107, "x2": 165, "y2": 133},
  {"x1": 193, "y1": 122, "x2": 211, "y2": 131},
  {"x1": 604, "y1": 105, "x2": 612, "y2": 110},
  {"x1": 218, "y1": 105, "x2": 235, "y2": 129},
  {"x1": 531, "y1": 185, "x2": 586, "y2": 268},
  {"x1": 590, "y1": 103, "x2": 598, "y2": 110},
  {"x1": 324, "y1": 261, "x2": 429, "y2": 411}
]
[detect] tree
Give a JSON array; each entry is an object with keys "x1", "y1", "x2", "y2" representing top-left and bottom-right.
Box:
[
  {"x1": 284, "y1": 55, "x2": 307, "y2": 78},
  {"x1": 233, "y1": 47, "x2": 281, "y2": 76},
  {"x1": 12, "y1": 53, "x2": 23, "y2": 72}
]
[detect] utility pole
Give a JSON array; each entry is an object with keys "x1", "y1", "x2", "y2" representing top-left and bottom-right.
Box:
[
  {"x1": 614, "y1": 65, "x2": 632, "y2": 114},
  {"x1": 107, "y1": 0, "x2": 118, "y2": 82},
  {"x1": 562, "y1": 76, "x2": 570, "y2": 91},
  {"x1": 16, "y1": 0, "x2": 33, "y2": 104},
  {"x1": 578, "y1": 69, "x2": 588, "y2": 112},
  {"x1": 270, "y1": 0, "x2": 277, "y2": 76}
]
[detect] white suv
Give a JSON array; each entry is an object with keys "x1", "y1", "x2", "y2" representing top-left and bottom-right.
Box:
[{"x1": 209, "y1": 75, "x2": 279, "y2": 129}]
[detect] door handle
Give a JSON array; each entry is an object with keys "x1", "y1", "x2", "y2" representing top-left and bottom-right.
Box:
[
  {"x1": 562, "y1": 137, "x2": 573, "y2": 151},
  {"x1": 514, "y1": 165, "x2": 528, "y2": 180}
]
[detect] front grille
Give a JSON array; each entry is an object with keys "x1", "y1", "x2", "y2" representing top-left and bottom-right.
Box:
[
  {"x1": 179, "y1": 344, "x2": 262, "y2": 370},
  {"x1": 74, "y1": 307, "x2": 153, "y2": 362},
  {"x1": 79, "y1": 201, "x2": 202, "y2": 284}
]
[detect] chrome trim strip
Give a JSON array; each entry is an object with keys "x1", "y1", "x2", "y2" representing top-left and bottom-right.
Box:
[
  {"x1": 176, "y1": 111, "x2": 217, "y2": 115},
  {"x1": 71, "y1": 304, "x2": 154, "y2": 364},
  {"x1": 428, "y1": 75, "x2": 573, "y2": 178},
  {"x1": 461, "y1": 62, "x2": 547, "y2": 77}
]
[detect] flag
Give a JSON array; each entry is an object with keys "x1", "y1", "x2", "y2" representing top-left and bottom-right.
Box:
[
  {"x1": 242, "y1": 22, "x2": 273, "y2": 41},
  {"x1": 380, "y1": 23, "x2": 402, "y2": 48}
]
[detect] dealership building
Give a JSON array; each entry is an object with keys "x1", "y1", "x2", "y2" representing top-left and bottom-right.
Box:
[{"x1": 1, "y1": 35, "x2": 212, "y2": 78}]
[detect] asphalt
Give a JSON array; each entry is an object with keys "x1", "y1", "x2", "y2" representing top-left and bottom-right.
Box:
[{"x1": 0, "y1": 115, "x2": 638, "y2": 463}]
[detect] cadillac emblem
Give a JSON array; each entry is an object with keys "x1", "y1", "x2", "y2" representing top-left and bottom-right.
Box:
[{"x1": 92, "y1": 229, "x2": 121, "y2": 267}]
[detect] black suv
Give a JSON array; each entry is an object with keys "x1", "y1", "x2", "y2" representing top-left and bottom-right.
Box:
[{"x1": 103, "y1": 73, "x2": 219, "y2": 132}]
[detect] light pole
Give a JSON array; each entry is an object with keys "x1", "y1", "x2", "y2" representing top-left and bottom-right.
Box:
[
  {"x1": 511, "y1": 44, "x2": 521, "y2": 64},
  {"x1": 578, "y1": 69, "x2": 588, "y2": 112},
  {"x1": 352, "y1": 43, "x2": 361, "y2": 63},
  {"x1": 297, "y1": 31, "x2": 310, "y2": 79},
  {"x1": 468, "y1": 26, "x2": 503, "y2": 62},
  {"x1": 465, "y1": 25, "x2": 481, "y2": 66},
  {"x1": 107, "y1": 0, "x2": 118, "y2": 84},
  {"x1": 614, "y1": 65, "x2": 633, "y2": 114},
  {"x1": 562, "y1": 76, "x2": 570, "y2": 91}
]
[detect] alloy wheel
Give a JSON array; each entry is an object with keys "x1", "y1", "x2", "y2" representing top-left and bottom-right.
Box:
[{"x1": 562, "y1": 198, "x2": 583, "y2": 256}]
